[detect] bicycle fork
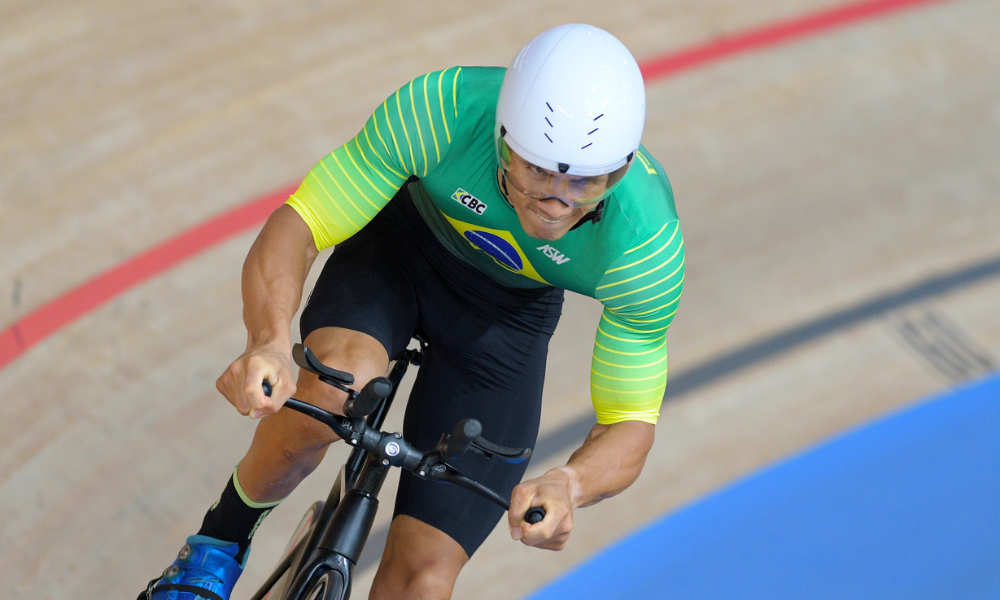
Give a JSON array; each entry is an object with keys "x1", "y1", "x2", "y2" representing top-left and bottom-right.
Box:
[{"x1": 283, "y1": 457, "x2": 390, "y2": 599}]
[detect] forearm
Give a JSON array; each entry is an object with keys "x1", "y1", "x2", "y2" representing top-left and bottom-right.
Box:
[
  {"x1": 559, "y1": 420, "x2": 655, "y2": 508},
  {"x1": 241, "y1": 204, "x2": 319, "y2": 350}
]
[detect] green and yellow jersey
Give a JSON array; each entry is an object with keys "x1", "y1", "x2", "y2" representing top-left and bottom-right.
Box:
[{"x1": 286, "y1": 67, "x2": 684, "y2": 425}]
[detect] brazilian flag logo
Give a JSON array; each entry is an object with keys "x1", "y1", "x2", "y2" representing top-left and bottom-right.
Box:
[{"x1": 442, "y1": 215, "x2": 549, "y2": 284}]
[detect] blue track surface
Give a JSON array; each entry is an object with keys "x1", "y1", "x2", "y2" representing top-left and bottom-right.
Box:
[{"x1": 525, "y1": 372, "x2": 1000, "y2": 600}]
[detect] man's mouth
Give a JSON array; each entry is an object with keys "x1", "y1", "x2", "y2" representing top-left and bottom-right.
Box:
[{"x1": 533, "y1": 210, "x2": 564, "y2": 225}]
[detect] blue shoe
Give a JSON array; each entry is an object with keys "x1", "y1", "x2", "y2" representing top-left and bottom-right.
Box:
[{"x1": 141, "y1": 535, "x2": 245, "y2": 600}]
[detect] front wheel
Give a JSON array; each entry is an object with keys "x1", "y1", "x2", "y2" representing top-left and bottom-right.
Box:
[
  {"x1": 302, "y1": 570, "x2": 345, "y2": 600},
  {"x1": 261, "y1": 501, "x2": 325, "y2": 600}
]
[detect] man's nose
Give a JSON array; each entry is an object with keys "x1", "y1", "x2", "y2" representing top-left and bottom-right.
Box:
[{"x1": 537, "y1": 197, "x2": 577, "y2": 217}]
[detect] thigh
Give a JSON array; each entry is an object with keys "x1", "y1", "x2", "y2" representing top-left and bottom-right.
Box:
[
  {"x1": 391, "y1": 290, "x2": 562, "y2": 557},
  {"x1": 299, "y1": 224, "x2": 419, "y2": 362}
]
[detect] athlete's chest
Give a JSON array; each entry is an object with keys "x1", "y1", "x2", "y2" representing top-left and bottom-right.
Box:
[{"x1": 420, "y1": 155, "x2": 615, "y2": 294}]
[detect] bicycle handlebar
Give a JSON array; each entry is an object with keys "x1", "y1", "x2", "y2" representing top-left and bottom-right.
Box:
[
  {"x1": 441, "y1": 419, "x2": 482, "y2": 460},
  {"x1": 344, "y1": 377, "x2": 392, "y2": 418},
  {"x1": 525, "y1": 507, "x2": 546, "y2": 524},
  {"x1": 262, "y1": 358, "x2": 546, "y2": 525}
]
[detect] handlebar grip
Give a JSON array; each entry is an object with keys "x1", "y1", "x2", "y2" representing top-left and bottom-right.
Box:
[
  {"x1": 344, "y1": 377, "x2": 393, "y2": 418},
  {"x1": 442, "y1": 419, "x2": 483, "y2": 460},
  {"x1": 525, "y1": 507, "x2": 546, "y2": 524},
  {"x1": 262, "y1": 380, "x2": 273, "y2": 397}
]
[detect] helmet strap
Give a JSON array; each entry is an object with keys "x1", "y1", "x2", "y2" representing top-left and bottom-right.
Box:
[
  {"x1": 496, "y1": 167, "x2": 514, "y2": 209},
  {"x1": 569, "y1": 200, "x2": 604, "y2": 230}
]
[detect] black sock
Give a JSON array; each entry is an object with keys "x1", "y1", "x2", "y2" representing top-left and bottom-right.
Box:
[{"x1": 197, "y1": 465, "x2": 283, "y2": 565}]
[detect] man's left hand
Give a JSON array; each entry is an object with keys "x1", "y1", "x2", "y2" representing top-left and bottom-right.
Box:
[{"x1": 508, "y1": 467, "x2": 578, "y2": 551}]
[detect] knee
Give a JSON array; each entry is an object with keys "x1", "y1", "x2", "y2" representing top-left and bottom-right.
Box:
[
  {"x1": 273, "y1": 360, "x2": 385, "y2": 460},
  {"x1": 294, "y1": 334, "x2": 389, "y2": 425},
  {"x1": 369, "y1": 516, "x2": 467, "y2": 600},
  {"x1": 370, "y1": 563, "x2": 457, "y2": 600}
]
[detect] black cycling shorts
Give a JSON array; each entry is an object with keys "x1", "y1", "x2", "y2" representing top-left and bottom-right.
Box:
[{"x1": 299, "y1": 183, "x2": 564, "y2": 557}]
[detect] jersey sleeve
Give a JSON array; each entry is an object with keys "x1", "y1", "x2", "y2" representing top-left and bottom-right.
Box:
[
  {"x1": 590, "y1": 219, "x2": 685, "y2": 425},
  {"x1": 285, "y1": 67, "x2": 464, "y2": 250}
]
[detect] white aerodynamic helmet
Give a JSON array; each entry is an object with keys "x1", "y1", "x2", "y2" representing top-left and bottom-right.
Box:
[{"x1": 496, "y1": 24, "x2": 646, "y2": 183}]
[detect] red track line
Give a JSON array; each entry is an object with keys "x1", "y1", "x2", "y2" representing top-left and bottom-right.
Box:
[
  {"x1": 639, "y1": 0, "x2": 951, "y2": 79},
  {"x1": 0, "y1": 0, "x2": 952, "y2": 371},
  {"x1": 0, "y1": 186, "x2": 294, "y2": 369}
]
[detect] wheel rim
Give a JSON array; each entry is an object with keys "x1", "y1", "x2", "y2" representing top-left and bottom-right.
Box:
[{"x1": 304, "y1": 572, "x2": 330, "y2": 600}]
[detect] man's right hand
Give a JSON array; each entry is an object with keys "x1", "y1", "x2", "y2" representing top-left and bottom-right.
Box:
[{"x1": 216, "y1": 345, "x2": 297, "y2": 419}]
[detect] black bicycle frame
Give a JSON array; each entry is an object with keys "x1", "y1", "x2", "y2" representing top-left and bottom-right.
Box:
[{"x1": 250, "y1": 352, "x2": 415, "y2": 600}]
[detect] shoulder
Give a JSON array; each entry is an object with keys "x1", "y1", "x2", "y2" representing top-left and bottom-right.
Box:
[
  {"x1": 601, "y1": 145, "x2": 679, "y2": 247},
  {"x1": 454, "y1": 65, "x2": 505, "y2": 86},
  {"x1": 452, "y1": 66, "x2": 505, "y2": 114},
  {"x1": 384, "y1": 66, "x2": 502, "y2": 107},
  {"x1": 402, "y1": 67, "x2": 505, "y2": 137},
  {"x1": 406, "y1": 67, "x2": 505, "y2": 105}
]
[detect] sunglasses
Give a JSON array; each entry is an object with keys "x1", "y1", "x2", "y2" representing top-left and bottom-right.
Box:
[{"x1": 501, "y1": 164, "x2": 610, "y2": 208}]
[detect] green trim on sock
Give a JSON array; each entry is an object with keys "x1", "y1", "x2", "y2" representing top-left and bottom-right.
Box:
[{"x1": 232, "y1": 464, "x2": 284, "y2": 510}]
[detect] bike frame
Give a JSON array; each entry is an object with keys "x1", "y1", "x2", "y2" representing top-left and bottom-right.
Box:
[{"x1": 251, "y1": 348, "x2": 418, "y2": 600}]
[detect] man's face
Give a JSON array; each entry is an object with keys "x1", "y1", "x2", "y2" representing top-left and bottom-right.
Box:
[{"x1": 501, "y1": 152, "x2": 607, "y2": 241}]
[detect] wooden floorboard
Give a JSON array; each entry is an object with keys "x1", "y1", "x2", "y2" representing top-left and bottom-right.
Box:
[{"x1": 1, "y1": 1, "x2": 997, "y2": 598}]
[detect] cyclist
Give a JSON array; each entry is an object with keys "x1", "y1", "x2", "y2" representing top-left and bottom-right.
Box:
[{"x1": 145, "y1": 23, "x2": 683, "y2": 600}]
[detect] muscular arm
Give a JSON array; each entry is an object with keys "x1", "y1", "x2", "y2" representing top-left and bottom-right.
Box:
[
  {"x1": 242, "y1": 205, "x2": 319, "y2": 350},
  {"x1": 216, "y1": 205, "x2": 319, "y2": 417},
  {"x1": 562, "y1": 420, "x2": 655, "y2": 507},
  {"x1": 509, "y1": 420, "x2": 654, "y2": 550},
  {"x1": 510, "y1": 217, "x2": 683, "y2": 550}
]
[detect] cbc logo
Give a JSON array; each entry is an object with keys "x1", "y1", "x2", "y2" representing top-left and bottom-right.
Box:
[
  {"x1": 452, "y1": 188, "x2": 487, "y2": 215},
  {"x1": 385, "y1": 442, "x2": 401, "y2": 456}
]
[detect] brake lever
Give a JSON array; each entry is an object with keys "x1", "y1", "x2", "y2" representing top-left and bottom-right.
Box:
[
  {"x1": 470, "y1": 437, "x2": 532, "y2": 464},
  {"x1": 422, "y1": 462, "x2": 512, "y2": 509}
]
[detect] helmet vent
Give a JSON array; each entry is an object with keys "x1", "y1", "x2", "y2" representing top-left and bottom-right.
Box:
[
  {"x1": 593, "y1": 114, "x2": 604, "y2": 121},
  {"x1": 544, "y1": 103, "x2": 555, "y2": 144},
  {"x1": 588, "y1": 128, "x2": 598, "y2": 135},
  {"x1": 581, "y1": 143, "x2": 593, "y2": 149}
]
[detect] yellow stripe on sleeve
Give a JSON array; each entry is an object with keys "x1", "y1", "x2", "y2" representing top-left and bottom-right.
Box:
[
  {"x1": 407, "y1": 80, "x2": 429, "y2": 176},
  {"x1": 591, "y1": 367, "x2": 669, "y2": 383},
  {"x1": 422, "y1": 73, "x2": 442, "y2": 163},
  {"x1": 343, "y1": 143, "x2": 392, "y2": 204},
  {"x1": 596, "y1": 256, "x2": 685, "y2": 303},
  {"x1": 605, "y1": 222, "x2": 680, "y2": 274},
  {"x1": 623, "y1": 222, "x2": 668, "y2": 255},
  {"x1": 596, "y1": 242, "x2": 684, "y2": 292},
  {"x1": 438, "y1": 70, "x2": 452, "y2": 143},
  {"x1": 593, "y1": 339, "x2": 666, "y2": 356},
  {"x1": 393, "y1": 89, "x2": 417, "y2": 175},
  {"x1": 592, "y1": 353, "x2": 667, "y2": 370},
  {"x1": 307, "y1": 169, "x2": 360, "y2": 231},
  {"x1": 357, "y1": 133, "x2": 404, "y2": 184},
  {"x1": 381, "y1": 96, "x2": 411, "y2": 174},
  {"x1": 369, "y1": 111, "x2": 408, "y2": 178}
]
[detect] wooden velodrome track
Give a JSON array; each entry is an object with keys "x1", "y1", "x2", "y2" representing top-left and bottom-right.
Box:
[{"x1": 2, "y1": 0, "x2": 998, "y2": 598}]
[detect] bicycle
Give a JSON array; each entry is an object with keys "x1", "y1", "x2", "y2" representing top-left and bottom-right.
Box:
[{"x1": 170, "y1": 339, "x2": 545, "y2": 600}]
